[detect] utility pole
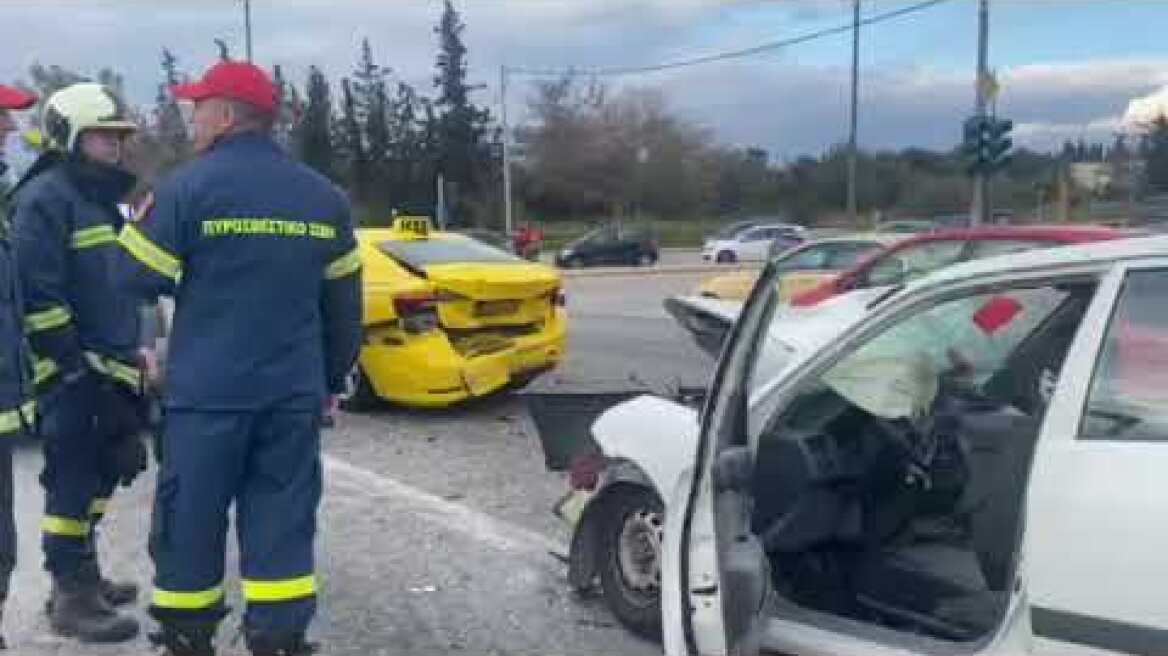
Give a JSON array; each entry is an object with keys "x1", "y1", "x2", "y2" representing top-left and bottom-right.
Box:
[
  {"x1": 244, "y1": 0, "x2": 253, "y2": 62},
  {"x1": 500, "y1": 65, "x2": 513, "y2": 235},
  {"x1": 847, "y1": 0, "x2": 860, "y2": 225},
  {"x1": 970, "y1": 0, "x2": 990, "y2": 225}
]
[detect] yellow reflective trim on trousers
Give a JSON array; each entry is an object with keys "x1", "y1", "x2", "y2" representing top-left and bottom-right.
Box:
[
  {"x1": 0, "y1": 400, "x2": 35, "y2": 435},
  {"x1": 71, "y1": 225, "x2": 117, "y2": 250},
  {"x1": 34, "y1": 358, "x2": 58, "y2": 385},
  {"x1": 325, "y1": 247, "x2": 362, "y2": 280},
  {"x1": 42, "y1": 515, "x2": 89, "y2": 537},
  {"x1": 89, "y1": 497, "x2": 110, "y2": 516},
  {"x1": 118, "y1": 224, "x2": 181, "y2": 281},
  {"x1": 84, "y1": 351, "x2": 141, "y2": 390},
  {"x1": 152, "y1": 585, "x2": 225, "y2": 610},
  {"x1": 242, "y1": 575, "x2": 317, "y2": 602},
  {"x1": 25, "y1": 306, "x2": 71, "y2": 333}
]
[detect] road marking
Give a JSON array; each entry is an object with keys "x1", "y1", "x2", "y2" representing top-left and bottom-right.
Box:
[{"x1": 322, "y1": 455, "x2": 564, "y2": 557}]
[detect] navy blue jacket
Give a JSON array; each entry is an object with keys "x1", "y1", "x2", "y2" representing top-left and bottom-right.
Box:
[
  {"x1": 118, "y1": 133, "x2": 362, "y2": 411},
  {"x1": 0, "y1": 220, "x2": 34, "y2": 436},
  {"x1": 10, "y1": 154, "x2": 142, "y2": 395}
]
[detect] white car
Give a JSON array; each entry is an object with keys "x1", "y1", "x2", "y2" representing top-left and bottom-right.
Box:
[
  {"x1": 702, "y1": 223, "x2": 806, "y2": 264},
  {"x1": 567, "y1": 235, "x2": 1168, "y2": 654}
]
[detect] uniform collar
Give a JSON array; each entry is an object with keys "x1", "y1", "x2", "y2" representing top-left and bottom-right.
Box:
[
  {"x1": 212, "y1": 131, "x2": 281, "y2": 155},
  {"x1": 62, "y1": 156, "x2": 137, "y2": 209}
]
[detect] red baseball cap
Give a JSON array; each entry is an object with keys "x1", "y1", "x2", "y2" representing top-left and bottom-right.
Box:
[
  {"x1": 172, "y1": 61, "x2": 277, "y2": 115},
  {"x1": 0, "y1": 84, "x2": 37, "y2": 110}
]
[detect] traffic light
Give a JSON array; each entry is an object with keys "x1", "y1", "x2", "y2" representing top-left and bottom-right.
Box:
[{"x1": 962, "y1": 115, "x2": 1013, "y2": 174}]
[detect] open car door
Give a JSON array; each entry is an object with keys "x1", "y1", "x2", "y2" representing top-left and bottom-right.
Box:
[{"x1": 663, "y1": 264, "x2": 784, "y2": 656}]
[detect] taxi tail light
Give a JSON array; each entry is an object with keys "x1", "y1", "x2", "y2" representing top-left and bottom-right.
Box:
[
  {"x1": 568, "y1": 453, "x2": 606, "y2": 491},
  {"x1": 394, "y1": 292, "x2": 440, "y2": 333}
]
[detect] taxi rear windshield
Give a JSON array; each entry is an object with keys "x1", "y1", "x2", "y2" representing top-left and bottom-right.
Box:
[{"x1": 378, "y1": 237, "x2": 521, "y2": 268}]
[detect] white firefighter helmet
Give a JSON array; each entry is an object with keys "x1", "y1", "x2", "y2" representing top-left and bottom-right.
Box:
[{"x1": 42, "y1": 83, "x2": 137, "y2": 152}]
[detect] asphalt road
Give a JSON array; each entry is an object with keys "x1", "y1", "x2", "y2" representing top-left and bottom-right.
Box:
[{"x1": 4, "y1": 271, "x2": 713, "y2": 656}]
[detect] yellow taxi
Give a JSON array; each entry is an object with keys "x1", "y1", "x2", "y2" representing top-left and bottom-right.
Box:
[
  {"x1": 694, "y1": 234, "x2": 896, "y2": 301},
  {"x1": 343, "y1": 216, "x2": 567, "y2": 409}
]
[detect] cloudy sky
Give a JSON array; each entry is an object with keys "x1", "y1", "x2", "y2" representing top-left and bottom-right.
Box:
[{"x1": 2, "y1": 0, "x2": 1166, "y2": 160}]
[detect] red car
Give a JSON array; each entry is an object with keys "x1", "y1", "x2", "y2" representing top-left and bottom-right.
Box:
[{"x1": 791, "y1": 225, "x2": 1128, "y2": 307}]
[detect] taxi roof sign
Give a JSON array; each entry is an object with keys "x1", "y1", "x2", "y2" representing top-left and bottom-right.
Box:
[{"x1": 392, "y1": 216, "x2": 432, "y2": 239}]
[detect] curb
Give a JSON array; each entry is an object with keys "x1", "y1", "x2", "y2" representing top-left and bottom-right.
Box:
[{"x1": 560, "y1": 263, "x2": 760, "y2": 278}]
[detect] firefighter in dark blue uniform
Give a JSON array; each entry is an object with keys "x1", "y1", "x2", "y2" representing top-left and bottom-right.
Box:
[
  {"x1": 117, "y1": 61, "x2": 362, "y2": 656},
  {"x1": 9, "y1": 83, "x2": 148, "y2": 644},
  {"x1": 0, "y1": 83, "x2": 39, "y2": 649}
]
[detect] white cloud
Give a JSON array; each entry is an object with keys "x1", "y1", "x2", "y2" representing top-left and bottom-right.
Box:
[{"x1": 1123, "y1": 86, "x2": 1168, "y2": 130}]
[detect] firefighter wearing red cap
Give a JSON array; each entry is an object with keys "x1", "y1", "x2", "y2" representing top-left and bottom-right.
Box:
[
  {"x1": 117, "y1": 61, "x2": 362, "y2": 656},
  {"x1": 0, "y1": 83, "x2": 38, "y2": 649}
]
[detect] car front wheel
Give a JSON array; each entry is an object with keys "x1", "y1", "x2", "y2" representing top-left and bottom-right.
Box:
[
  {"x1": 599, "y1": 487, "x2": 664, "y2": 640},
  {"x1": 715, "y1": 250, "x2": 736, "y2": 264},
  {"x1": 338, "y1": 365, "x2": 380, "y2": 412}
]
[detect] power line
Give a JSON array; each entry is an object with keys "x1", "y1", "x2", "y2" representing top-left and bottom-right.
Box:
[{"x1": 509, "y1": 0, "x2": 954, "y2": 77}]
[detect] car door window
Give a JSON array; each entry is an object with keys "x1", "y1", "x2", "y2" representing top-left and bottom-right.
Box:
[
  {"x1": 866, "y1": 240, "x2": 967, "y2": 287},
  {"x1": 823, "y1": 242, "x2": 880, "y2": 269},
  {"x1": 1080, "y1": 269, "x2": 1168, "y2": 442},
  {"x1": 773, "y1": 245, "x2": 830, "y2": 272}
]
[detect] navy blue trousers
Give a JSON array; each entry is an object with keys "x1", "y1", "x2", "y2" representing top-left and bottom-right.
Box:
[
  {"x1": 40, "y1": 379, "x2": 121, "y2": 582},
  {"x1": 149, "y1": 408, "x2": 322, "y2": 638}
]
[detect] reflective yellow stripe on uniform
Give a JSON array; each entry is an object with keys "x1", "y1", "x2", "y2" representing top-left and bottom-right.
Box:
[
  {"x1": 0, "y1": 400, "x2": 35, "y2": 435},
  {"x1": 24, "y1": 306, "x2": 71, "y2": 333},
  {"x1": 325, "y1": 248, "x2": 361, "y2": 280},
  {"x1": 84, "y1": 351, "x2": 141, "y2": 390},
  {"x1": 242, "y1": 575, "x2": 317, "y2": 602},
  {"x1": 34, "y1": 358, "x2": 58, "y2": 385},
  {"x1": 118, "y1": 224, "x2": 181, "y2": 281},
  {"x1": 71, "y1": 224, "x2": 117, "y2": 250},
  {"x1": 89, "y1": 497, "x2": 110, "y2": 517},
  {"x1": 152, "y1": 585, "x2": 226, "y2": 610},
  {"x1": 42, "y1": 515, "x2": 89, "y2": 537}
]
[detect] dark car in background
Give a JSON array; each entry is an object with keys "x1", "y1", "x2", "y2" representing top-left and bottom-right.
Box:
[{"x1": 555, "y1": 223, "x2": 659, "y2": 268}]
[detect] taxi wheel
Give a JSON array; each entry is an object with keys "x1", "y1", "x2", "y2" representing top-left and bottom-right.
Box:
[
  {"x1": 339, "y1": 366, "x2": 380, "y2": 412},
  {"x1": 599, "y1": 487, "x2": 664, "y2": 641}
]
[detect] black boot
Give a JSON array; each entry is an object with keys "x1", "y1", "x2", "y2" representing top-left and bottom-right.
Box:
[
  {"x1": 99, "y1": 577, "x2": 139, "y2": 606},
  {"x1": 149, "y1": 620, "x2": 219, "y2": 656},
  {"x1": 48, "y1": 578, "x2": 139, "y2": 643},
  {"x1": 247, "y1": 632, "x2": 317, "y2": 656},
  {"x1": 44, "y1": 577, "x2": 138, "y2": 614}
]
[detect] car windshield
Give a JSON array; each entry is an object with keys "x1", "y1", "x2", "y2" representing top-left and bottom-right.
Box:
[
  {"x1": 378, "y1": 237, "x2": 521, "y2": 268},
  {"x1": 713, "y1": 222, "x2": 756, "y2": 239}
]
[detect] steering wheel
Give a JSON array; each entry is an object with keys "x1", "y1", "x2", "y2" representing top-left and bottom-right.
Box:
[{"x1": 868, "y1": 416, "x2": 938, "y2": 490}]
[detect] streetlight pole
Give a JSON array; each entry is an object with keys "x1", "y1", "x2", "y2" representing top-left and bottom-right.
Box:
[
  {"x1": 500, "y1": 65, "x2": 513, "y2": 235},
  {"x1": 244, "y1": 0, "x2": 253, "y2": 62},
  {"x1": 847, "y1": 0, "x2": 860, "y2": 225},
  {"x1": 970, "y1": 0, "x2": 990, "y2": 226}
]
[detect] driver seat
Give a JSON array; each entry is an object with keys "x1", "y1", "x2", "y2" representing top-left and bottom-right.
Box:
[{"x1": 850, "y1": 407, "x2": 1041, "y2": 641}]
